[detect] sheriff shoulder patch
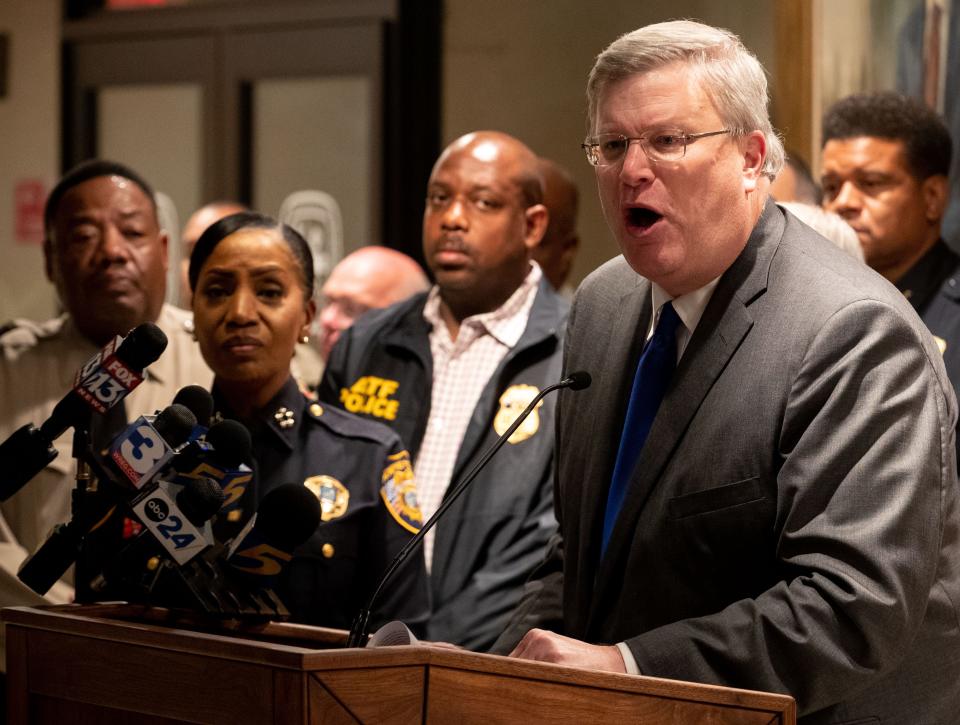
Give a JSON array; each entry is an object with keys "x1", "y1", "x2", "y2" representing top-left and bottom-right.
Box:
[{"x1": 380, "y1": 450, "x2": 423, "y2": 534}]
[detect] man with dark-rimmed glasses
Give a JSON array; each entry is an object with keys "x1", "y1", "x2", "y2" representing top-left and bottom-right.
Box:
[{"x1": 497, "y1": 19, "x2": 960, "y2": 723}]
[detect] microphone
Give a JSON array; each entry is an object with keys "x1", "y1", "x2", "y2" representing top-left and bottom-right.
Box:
[
  {"x1": 346, "y1": 370, "x2": 592, "y2": 647},
  {"x1": 169, "y1": 419, "x2": 253, "y2": 522},
  {"x1": 0, "y1": 322, "x2": 168, "y2": 501},
  {"x1": 43, "y1": 322, "x2": 168, "y2": 438},
  {"x1": 16, "y1": 404, "x2": 198, "y2": 595},
  {"x1": 129, "y1": 483, "x2": 314, "y2": 618},
  {"x1": 126, "y1": 478, "x2": 221, "y2": 566},
  {"x1": 227, "y1": 483, "x2": 321, "y2": 588},
  {"x1": 177, "y1": 475, "x2": 227, "y2": 528},
  {"x1": 89, "y1": 476, "x2": 226, "y2": 599},
  {"x1": 172, "y1": 385, "x2": 214, "y2": 429},
  {"x1": 106, "y1": 404, "x2": 197, "y2": 489}
]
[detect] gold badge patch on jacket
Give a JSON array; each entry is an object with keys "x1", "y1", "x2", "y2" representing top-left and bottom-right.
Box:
[
  {"x1": 494, "y1": 384, "x2": 542, "y2": 443},
  {"x1": 380, "y1": 450, "x2": 423, "y2": 534},
  {"x1": 304, "y1": 475, "x2": 349, "y2": 521}
]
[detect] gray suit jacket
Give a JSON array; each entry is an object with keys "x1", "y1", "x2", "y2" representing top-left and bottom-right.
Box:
[{"x1": 500, "y1": 201, "x2": 960, "y2": 723}]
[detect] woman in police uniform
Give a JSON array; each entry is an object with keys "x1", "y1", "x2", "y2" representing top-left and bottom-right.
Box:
[{"x1": 189, "y1": 212, "x2": 429, "y2": 633}]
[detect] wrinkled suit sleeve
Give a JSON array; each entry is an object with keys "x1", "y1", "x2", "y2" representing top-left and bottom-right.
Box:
[{"x1": 626, "y1": 299, "x2": 957, "y2": 715}]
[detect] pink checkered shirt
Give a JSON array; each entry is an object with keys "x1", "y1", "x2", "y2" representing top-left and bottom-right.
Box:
[{"x1": 417, "y1": 262, "x2": 542, "y2": 569}]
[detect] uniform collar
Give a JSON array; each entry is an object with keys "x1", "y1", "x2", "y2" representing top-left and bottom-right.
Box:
[
  {"x1": 212, "y1": 376, "x2": 304, "y2": 452},
  {"x1": 896, "y1": 239, "x2": 960, "y2": 312}
]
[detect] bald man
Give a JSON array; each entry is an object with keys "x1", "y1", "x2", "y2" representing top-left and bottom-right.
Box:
[
  {"x1": 768, "y1": 153, "x2": 821, "y2": 205},
  {"x1": 319, "y1": 131, "x2": 568, "y2": 651},
  {"x1": 533, "y1": 157, "x2": 580, "y2": 294},
  {"x1": 178, "y1": 201, "x2": 248, "y2": 308},
  {"x1": 319, "y1": 246, "x2": 429, "y2": 360}
]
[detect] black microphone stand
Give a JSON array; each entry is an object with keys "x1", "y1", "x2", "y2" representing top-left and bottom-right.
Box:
[{"x1": 347, "y1": 371, "x2": 590, "y2": 648}]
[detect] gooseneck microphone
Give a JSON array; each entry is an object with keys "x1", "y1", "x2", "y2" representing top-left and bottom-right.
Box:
[{"x1": 346, "y1": 370, "x2": 592, "y2": 648}]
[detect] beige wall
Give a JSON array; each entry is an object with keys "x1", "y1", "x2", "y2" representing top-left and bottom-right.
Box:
[
  {"x1": 0, "y1": 1, "x2": 777, "y2": 323},
  {"x1": 0, "y1": 0, "x2": 59, "y2": 322},
  {"x1": 443, "y1": 0, "x2": 775, "y2": 287}
]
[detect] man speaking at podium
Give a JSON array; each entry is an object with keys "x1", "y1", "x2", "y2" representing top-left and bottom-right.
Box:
[{"x1": 499, "y1": 20, "x2": 960, "y2": 722}]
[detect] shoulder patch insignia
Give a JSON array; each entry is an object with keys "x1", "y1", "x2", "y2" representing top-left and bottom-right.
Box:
[
  {"x1": 380, "y1": 450, "x2": 423, "y2": 534},
  {"x1": 494, "y1": 384, "x2": 542, "y2": 444},
  {"x1": 304, "y1": 475, "x2": 350, "y2": 521}
]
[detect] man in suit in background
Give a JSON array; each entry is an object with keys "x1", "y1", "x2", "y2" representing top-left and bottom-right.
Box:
[{"x1": 499, "y1": 20, "x2": 960, "y2": 723}]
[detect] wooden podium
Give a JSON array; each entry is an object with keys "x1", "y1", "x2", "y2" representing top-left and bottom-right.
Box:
[{"x1": 3, "y1": 605, "x2": 795, "y2": 724}]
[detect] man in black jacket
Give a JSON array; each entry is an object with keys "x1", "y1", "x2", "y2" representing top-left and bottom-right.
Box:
[{"x1": 319, "y1": 131, "x2": 567, "y2": 651}]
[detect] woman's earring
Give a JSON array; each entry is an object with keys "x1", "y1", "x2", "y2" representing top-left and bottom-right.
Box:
[{"x1": 301, "y1": 335, "x2": 310, "y2": 344}]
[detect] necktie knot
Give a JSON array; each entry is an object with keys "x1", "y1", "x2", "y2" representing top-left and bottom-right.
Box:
[{"x1": 651, "y1": 301, "x2": 681, "y2": 348}]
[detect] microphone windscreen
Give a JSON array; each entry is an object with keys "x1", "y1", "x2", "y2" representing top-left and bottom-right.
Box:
[
  {"x1": 206, "y1": 420, "x2": 253, "y2": 467},
  {"x1": 565, "y1": 370, "x2": 592, "y2": 391},
  {"x1": 257, "y1": 484, "x2": 321, "y2": 551},
  {"x1": 177, "y1": 476, "x2": 226, "y2": 526},
  {"x1": 172, "y1": 385, "x2": 214, "y2": 428},
  {"x1": 153, "y1": 404, "x2": 197, "y2": 448},
  {"x1": 117, "y1": 322, "x2": 168, "y2": 370}
]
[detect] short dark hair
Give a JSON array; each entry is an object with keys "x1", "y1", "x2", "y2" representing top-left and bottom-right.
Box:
[
  {"x1": 44, "y1": 159, "x2": 157, "y2": 234},
  {"x1": 188, "y1": 211, "x2": 315, "y2": 297},
  {"x1": 822, "y1": 92, "x2": 952, "y2": 180}
]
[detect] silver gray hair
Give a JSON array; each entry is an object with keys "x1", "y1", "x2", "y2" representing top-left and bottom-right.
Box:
[{"x1": 586, "y1": 20, "x2": 785, "y2": 178}]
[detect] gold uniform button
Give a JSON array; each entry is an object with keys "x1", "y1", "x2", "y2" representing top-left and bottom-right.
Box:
[
  {"x1": 322, "y1": 543, "x2": 335, "y2": 558},
  {"x1": 310, "y1": 403, "x2": 324, "y2": 417}
]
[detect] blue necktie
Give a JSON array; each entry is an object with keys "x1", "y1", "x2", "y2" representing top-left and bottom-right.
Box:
[{"x1": 601, "y1": 301, "x2": 682, "y2": 555}]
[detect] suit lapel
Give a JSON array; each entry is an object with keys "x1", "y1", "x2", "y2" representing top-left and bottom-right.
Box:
[
  {"x1": 587, "y1": 200, "x2": 785, "y2": 632},
  {"x1": 576, "y1": 279, "x2": 652, "y2": 583}
]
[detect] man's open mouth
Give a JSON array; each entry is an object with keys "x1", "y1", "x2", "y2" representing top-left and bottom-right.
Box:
[{"x1": 626, "y1": 206, "x2": 663, "y2": 231}]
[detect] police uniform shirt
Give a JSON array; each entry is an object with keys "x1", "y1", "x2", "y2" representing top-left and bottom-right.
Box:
[
  {"x1": 212, "y1": 376, "x2": 429, "y2": 633},
  {"x1": 896, "y1": 239, "x2": 960, "y2": 410}
]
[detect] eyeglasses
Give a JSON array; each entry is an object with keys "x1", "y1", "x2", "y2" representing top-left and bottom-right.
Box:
[{"x1": 581, "y1": 128, "x2": 731, "y2": 167}]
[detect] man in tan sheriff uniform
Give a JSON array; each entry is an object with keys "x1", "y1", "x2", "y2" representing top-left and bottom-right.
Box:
[{"x1": 0, "y1": 161, "x2": 211, "y2": 649}]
